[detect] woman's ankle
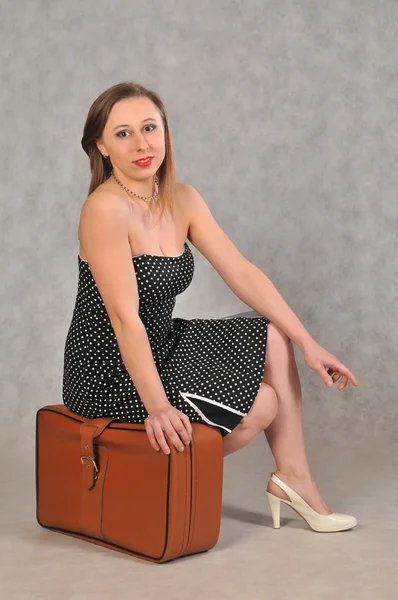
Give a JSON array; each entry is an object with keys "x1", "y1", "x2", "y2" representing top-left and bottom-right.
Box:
[{"x1": 274, "y1": 469, "x2": 314, "y2": 483}]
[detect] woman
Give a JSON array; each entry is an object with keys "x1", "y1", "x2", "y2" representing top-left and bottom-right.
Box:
[{"x1": 63, "y1": 81, "x2": 359, "y2": 533}]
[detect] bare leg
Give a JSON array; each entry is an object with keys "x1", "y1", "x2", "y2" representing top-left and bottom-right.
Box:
[
  {"x1": 262, "y1": 323, "x2": 332, "y2": 514},
  {"x1": 222, "y1": 382, "x2": 278, "y2": 457}
]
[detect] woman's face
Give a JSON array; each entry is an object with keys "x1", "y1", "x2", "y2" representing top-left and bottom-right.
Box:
[{"x1": 97, "y1": 96, "x2": 166, "y2": 180}]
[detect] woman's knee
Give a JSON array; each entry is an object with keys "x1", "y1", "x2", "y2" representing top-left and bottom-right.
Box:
[
  {"x1": 262, "y1": 322, "x2": 296, "y2": 383},
  {"x1": 266, "y1": 322, "x2": 293, "y2": 359},
  {"x1": 240, "y1": 382, "x2": 278, "y2": 432}
]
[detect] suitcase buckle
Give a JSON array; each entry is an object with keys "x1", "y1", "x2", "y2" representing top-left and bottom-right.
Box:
[{"x1": 80, "y1": 455, "x2": 99, "y2": 480}]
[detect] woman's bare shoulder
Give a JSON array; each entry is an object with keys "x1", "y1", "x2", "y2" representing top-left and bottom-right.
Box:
[
  {"x1": 83, "y1": 180, "x2": 132, "y2": 217},
  {"x1": 175, "y1": 181, "x2": 194, "y2": 214},
  {"x1": 83, "y1": 180, "x2": 122, "y2": 207},
  {"x1": 78, "y1": 182, "x2": 130, "y2": 239}
]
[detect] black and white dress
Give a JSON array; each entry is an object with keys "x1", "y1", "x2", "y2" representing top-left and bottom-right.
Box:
[{"x1": 62, "y1": 241, "x2": 270, "y2": 437}]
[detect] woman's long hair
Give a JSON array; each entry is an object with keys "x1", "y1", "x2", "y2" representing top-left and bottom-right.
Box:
[{"x1": 81, "y1": 81, "x2": 177, "y2": 223}]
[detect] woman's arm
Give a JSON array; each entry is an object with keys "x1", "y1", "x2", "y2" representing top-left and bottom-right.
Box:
[
  {"x1": 79, "y1": 191, "x2": 193, "y2": 453},
  {"x1": 227, "y1": 265, "x2": 314, "y2": 351},
  {"x1": 79, "y1": 191, "x2": 171, "y2": 413},
  {"x1": 183, "y1": 183, "x2": 314, "y2": 351}
]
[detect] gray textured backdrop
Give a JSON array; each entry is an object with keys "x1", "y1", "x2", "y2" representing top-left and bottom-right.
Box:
[{"x1": 1, "y1": 0, "x2": 397, "y2": 461}]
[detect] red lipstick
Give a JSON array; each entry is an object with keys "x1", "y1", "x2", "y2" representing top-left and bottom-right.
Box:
[{"x1": 133, "y1": 156, "x2": 154, "y2": 167}]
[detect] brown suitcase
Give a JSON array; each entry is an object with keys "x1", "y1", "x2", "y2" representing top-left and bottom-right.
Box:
[{"x1": 35, "y1": 404, "x2": 224, "y2": 563}]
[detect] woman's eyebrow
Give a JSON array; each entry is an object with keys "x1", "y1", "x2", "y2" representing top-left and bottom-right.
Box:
[{"x1": 113, "y1": 118, "x2": 156, "y2": 131}]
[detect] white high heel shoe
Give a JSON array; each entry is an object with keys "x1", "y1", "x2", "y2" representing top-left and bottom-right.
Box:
[{"x1": 266, "y1": 472, "x2": 358, "y2": 533}]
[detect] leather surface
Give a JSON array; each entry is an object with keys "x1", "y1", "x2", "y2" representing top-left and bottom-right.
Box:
[{"x1": 35, "y1": 404, "x2": 224, "y2": 563}]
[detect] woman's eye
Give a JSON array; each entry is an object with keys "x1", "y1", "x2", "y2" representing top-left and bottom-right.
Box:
[{"x1": 116, "y1": 124, "x2": 156, "y2": 138}]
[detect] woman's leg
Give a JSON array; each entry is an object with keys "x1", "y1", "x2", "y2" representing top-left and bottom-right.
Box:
[
  {"x1": 262, "y1": 323, "x2": 332, "y2": 514},
  {"x1": 222, "y1": 382, "x2": 278, "y2": 456}
]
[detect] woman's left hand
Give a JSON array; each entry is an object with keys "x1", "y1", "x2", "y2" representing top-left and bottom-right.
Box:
[{"x1": 303, "y1": 339, "x2": 358, "y2": 390}]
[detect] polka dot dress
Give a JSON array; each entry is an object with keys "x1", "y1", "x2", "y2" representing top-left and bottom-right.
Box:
[{"x1": 62, "y1": 241, "x2": 270, "y2": 436}]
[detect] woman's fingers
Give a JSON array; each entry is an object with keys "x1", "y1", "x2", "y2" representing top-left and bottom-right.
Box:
[
  {"x1": 145, "y1": 409, "x2": 193, "y2": 455},
  {"x1": 153, "y1": 423, "x2": 172, "y2": 455},
  {"x1": 340, "y1": 374, "x2": 349, "y2": 390},
  {"x1": 340, "y1": 366, "x2": 357, "y2": 388},
  {"x1": 170, "y1": 413, "x2": 192, "y2": 445},
  {"x1": 334, "y1": 373, "x2": 345, "y2": 390},
  {"x1": 165, "y1": 417, "x2": 188, "y2": 451},
  {"x1": 348, "y1": 368, "x2": 358, "y2": 386},
  {"x1": 326, "y1": 363, "x2": 358, "y2": 390},
  {"x1": 182, "y1": 413, "x2": 193, "y2": 440},
  {"x1": 329, "y1": 369, "x2": 344, "y2": 385},
  {"x1": 155, "y1": 421, "x2": 186, "y2": 454},
  {"x1": 145, "y1": 422, "x2": 161, "y2": 452}
]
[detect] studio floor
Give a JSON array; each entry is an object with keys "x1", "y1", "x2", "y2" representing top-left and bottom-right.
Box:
[{"x1": 1, "y1": 431, "x2": 396, "y2": 600}]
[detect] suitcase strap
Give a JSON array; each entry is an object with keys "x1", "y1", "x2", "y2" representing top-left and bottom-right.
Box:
[
  {"x1": 80, "y1": 417, "x2": 119, "y2": 490},
  {"x1": 78, "y1": 416, "x2": 123, "y2": 539}
]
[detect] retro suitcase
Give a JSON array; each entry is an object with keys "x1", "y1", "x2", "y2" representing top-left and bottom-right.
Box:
[{"x1": 35, "y1": 404, "x2": 224, "y2": 563}]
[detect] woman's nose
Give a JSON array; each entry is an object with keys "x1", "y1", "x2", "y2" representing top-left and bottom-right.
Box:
[{"x1": 135, "y1": 133, "x2": 149, "y2": 151}]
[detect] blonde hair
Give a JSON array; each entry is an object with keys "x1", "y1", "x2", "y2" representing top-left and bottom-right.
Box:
[{"x1": 81, "y1": 81, "x2": 177, "y2": 223}]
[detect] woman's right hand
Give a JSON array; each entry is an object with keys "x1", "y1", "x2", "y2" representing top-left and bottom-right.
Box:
[{"x1": 144, "y1": 402, "x2": 193, "y2": 454}]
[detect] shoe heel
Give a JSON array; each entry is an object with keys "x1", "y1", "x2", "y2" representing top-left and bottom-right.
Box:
[{"x1": 266, "y1": 491, "x2": 281, "y2": 528}]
